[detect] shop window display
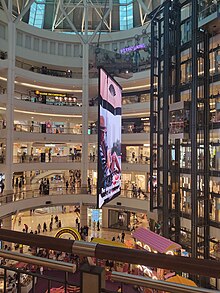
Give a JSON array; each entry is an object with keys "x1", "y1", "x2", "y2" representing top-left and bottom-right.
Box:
[{"x1": 108, "y1": 209, "x2": 130, "y2": 231}]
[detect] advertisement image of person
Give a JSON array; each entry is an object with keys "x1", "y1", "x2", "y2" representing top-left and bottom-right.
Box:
[
  {"x1": 99, "y1": 115, "x2": 111, "y2": 191},
  {"x1": 98, "y1": 68, "x2": 122, "y2": 208},
  {"x1": 110, "y1": 151, "x2": 121, "y2": 173}
]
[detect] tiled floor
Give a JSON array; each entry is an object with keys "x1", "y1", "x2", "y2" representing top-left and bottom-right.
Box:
[{"x1": 12, "y1": 208, "x2": 148, "y2": 244}]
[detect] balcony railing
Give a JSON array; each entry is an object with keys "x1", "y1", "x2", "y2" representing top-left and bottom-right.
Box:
[
  {"x1": 13, "y1": 154, "x2": 81, "y2": 164},
  {"x1": 0, "y1": 186, "x2": 149, "y2": 209},
  {"x1": 0, "y1": 230, "x2": 219, "y2": 292},
  {"x1": 199, "y1": 2, "x2": 220, "y2": 21},
  {"x1": 14, "y1": 92, "x2": 83, "y2": 107},
  {"x1": 14, "y1": 124, "x2": 82, "y2": 134}
]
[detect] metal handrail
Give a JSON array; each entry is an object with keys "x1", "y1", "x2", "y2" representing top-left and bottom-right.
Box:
[
  {"x1": 111, "y1": 272, "x2": 218, "y2": 293},
  {"x1": 1, "y1": 229, "x2": 220, "y2": 278},
  {"x1": 0, "y1": 250, "x2": 217, "y2": 293},
  {"x1": 0, "y1": 250, "x2": 73, "y2": 273},
  {"x1": 0, "y1": 187, "x2": 149, "y2": 208}
]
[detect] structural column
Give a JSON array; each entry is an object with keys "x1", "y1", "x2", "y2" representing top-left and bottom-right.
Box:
[
  {"x1": 2, "y1": 216, "x2": 12, "y2": 248},
  {"x1": 80, "y1": 204, "x2": 88, "y2": 227},
  {"x1": 5, "y1": 20, "x2": 16, "y2": 195},
  {"x1": 81, "y1": 2, "x2": 89, "y2": 193}
]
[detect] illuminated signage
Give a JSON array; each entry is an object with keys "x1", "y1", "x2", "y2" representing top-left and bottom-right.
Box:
[
  {"x1": 120, "y1": 44, "x2": 147, "y2": 54},
  {"x1": 35, "y1": 90, "x2": 66, "y2": 97},
  {"x1": 97, "y1": 68, "x2": 122, "y2": 208}
]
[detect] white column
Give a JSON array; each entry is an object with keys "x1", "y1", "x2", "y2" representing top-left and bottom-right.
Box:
[
  {"x1": 2, "y1": 216, "x2": 12, "y2": 248},
  {"x1": 5, "y1": 21, "x2": 16, "y2": 194},
  {"x1": 80, "y1": 204, "x2": 88, "y2": 227},
  {"x1": 3, "y1": 216, "x2": 12, "y2": 230},
  {"x1": 25, "y1": 171, "x2": 31, "y2": 185},
  {"x1": 81, "y1": 1, "x2": 89, "y2": 193},
  {"x1": 27, "y1": 143, "x2": 32, "y2": 156}
]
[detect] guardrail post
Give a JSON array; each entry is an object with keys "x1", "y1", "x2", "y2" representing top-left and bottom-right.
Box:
[{"x1": 80, "y1": 263, "x2": 105, "y2": 293}]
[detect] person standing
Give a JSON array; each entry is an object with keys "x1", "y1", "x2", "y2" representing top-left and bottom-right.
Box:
[
  {"x1": 97, "y1": 220, "x2": 100, "y2": 231},
  {"x1": 55, "y1": 215, "x2": 58, "y2": 223},
  {"x1": 87, "y1": 177, "x2": 91, "y2": 194},
  {"x1": 121, "y1": 231, "x2": 125, "y2": 243},
  {"x1": 37, "y1": 223, "x2": 41, "y2": 234},
  {"x1": 24, "y1": 224, "x2": 28, "y2": 233},
  {"x1": 48, "y1": 148, "x2": 52, "y2": 162},
  {"x1": 66, "y1": 180, "x2": 69, "y2": 191},
  {"x1": 43, "y1": 222, "x2": 47, "y2": 232}
]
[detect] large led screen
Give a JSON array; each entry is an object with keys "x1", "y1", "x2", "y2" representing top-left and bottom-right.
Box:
[{"x1": 97, "y1": 68, "x2": 122, "y2": 208}]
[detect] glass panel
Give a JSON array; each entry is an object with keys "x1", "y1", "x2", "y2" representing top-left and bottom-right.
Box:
[{"x1": 28, "y1": 0, "x2": 45, "y2": 29}]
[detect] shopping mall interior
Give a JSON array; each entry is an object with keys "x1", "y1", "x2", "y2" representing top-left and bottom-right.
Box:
[{"x1": 0, "y1": 0, "x2": 219, "y2": 292}]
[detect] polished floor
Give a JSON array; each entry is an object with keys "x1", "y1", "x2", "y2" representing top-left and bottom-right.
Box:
[{"x1": 12, "y1": 207, "x2": 148, "y2": 244}]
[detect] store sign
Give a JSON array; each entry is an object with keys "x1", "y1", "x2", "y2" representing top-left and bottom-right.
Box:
[
  {"x1": 35, "y1": 90, "x2": 66, "y2": 97},
  {"x1": 92, "y1": 209, "x2": 100, "y2": 222},
  {"x1": 120, "y1": 44, "x2": 146, "y2": 54}
]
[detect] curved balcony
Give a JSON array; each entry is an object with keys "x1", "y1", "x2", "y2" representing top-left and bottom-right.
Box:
[
  {"x1": 14, "y1": 132, "x2": 82, "y2": 144},
  {"x1": 13, "y1": 154, "x2": 81, "y2": 164},
  {"x1": 14, "y1": 91, "x2": 82, "y2": 108},
  {"x1": 11, "y1": 155, "x2": 150, "y2": 173},
  {"x1": 0, "y1": 186, "x2": 150, "y2": 218},
  {"x1": 0, "y1": 91, "x2": 151, "y2": 121}
]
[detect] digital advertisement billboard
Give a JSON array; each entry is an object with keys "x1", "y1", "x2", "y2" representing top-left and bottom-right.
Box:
[{"x1": 97, "y1": 68, "x2": 122, "y2": 209}]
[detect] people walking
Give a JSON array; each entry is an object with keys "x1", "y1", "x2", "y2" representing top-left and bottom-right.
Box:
[
  {"x1": 37, "y1": 223, "x2": 41, "y2": 234},
  {"x1": 121, "y1": 231, "x2": 125, "y2": 243},
  {"x1": 43, "y1": 222, "x2": 47, "y2": 232}
]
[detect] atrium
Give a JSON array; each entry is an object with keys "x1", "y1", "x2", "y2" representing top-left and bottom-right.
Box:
[{"x1": 0, "y1": 0, "x2": 220, "y2": 292}]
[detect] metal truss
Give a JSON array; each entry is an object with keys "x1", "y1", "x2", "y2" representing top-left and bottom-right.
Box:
[
  {"x1": 137, "y1": 0, "x2": 151, "y2": 26},
  {"x1": 1, "y1": 0, "x2": 35, "y2": 22},
  {"x1": 0, "y1": 0, "x2": 162, "y2": 34},
  {"x1": 52, "y1": 0, "x2": 113, "y2": 33}
]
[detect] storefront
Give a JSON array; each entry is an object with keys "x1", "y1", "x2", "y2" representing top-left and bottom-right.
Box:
[
  {"x1": 122, "y1": 172, "x2": 148, "y2": 195},
  {"x1": 105, "y1": 208, "x2": 148, "y2": 231},
  {"x1": 87, "y1": 170, "x2": 97, "y2": 187},
  {"x1": 108, "y1": 209, "x2": 130, "y2": 231},
  {"x1": 123, "y1": 145, "x2": 150, "y2": 164},
  {"x1": 34, "y1": 90, "x2": 79, "y2": 107},
  {"x1": 87, "y1": 208, "x2": 102, "y2": 228}
]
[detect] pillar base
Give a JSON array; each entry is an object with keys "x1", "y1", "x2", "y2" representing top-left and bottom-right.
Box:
[
  {"x1": 3, "y1": 189, "x2": 14, "y2": 203},
  {"x1": 80, "y1": 204, "x2": 88, "y2": 227},
  {"x1": 80, "y1": 263, "x2": 105, "y2": 293},
  {"x1": 80, "y1": 185, "x2": 88, "y2": 194}
]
